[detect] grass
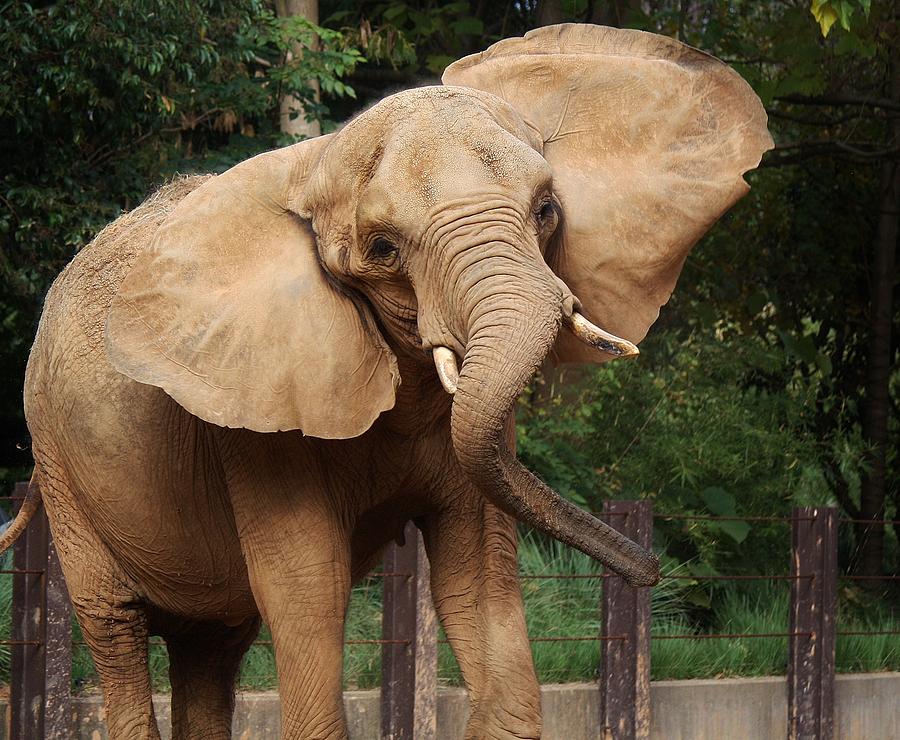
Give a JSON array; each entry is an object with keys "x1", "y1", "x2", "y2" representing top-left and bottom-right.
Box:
[
  {"x1": 651, "y1": 583, "x2": 899, "y2": 680},
  {"x1": 515, "y1": 533, "x2": 693, "y2": 685},
  {"x1": 651, "y1": 586, "x2": 791, "y2": 680},
  {"x1": 0, "y1": 541, "x2": 896, "y2": 693},
  {"x1": 0, "y1": 567, "x2": 11, "y2": 681}
]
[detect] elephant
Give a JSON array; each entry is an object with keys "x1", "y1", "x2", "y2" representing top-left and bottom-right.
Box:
[{"x1": 5, "y1": 24, "x2": 771, "y2": 740}]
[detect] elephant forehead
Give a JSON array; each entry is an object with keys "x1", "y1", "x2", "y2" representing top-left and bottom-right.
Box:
[
  {"x1": 353, "y1": 85, "x2": 515, "y2": 130},
  {"x1": 381, "y1": 131, "x2": 541, "y2": 199},
  {"x1": 355, "y1": 138, "x2": 547, "y2": 243},
  {"x1": 317, "y1": 86, "x2": 550, "y2": 235},
  {"x1": 337, "y1": 86, "x2": 539, "y2": 173}
]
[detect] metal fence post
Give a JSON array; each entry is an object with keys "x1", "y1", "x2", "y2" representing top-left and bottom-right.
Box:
[
  {"x1": 11, "y1": 481, "x2": 47, "y2": 740},
  {"x1": 44, "y1": 534, "x2": 73, "y2": 738},
  {"x1": 789, "y1": 506, "x2": 837, "y2": 740},
  {"x1": 600, "y1": 500, "x2": 653, "y2": 740},
  {"x1": 380, "y1": 520, "x2": 437, "y2": 739}
]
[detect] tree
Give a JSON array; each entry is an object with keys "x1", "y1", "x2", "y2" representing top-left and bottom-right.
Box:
[
  {"x1": 277, "y1": 0, "x2": 323, "y2": 137},
  {"x1": 858, "y1": 26, "x2": 898, "y2": 575}
]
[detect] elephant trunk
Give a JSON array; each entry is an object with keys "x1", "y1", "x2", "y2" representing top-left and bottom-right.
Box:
[{"x1": 450, "y1": 269, "x2": 660, "y2": 587}]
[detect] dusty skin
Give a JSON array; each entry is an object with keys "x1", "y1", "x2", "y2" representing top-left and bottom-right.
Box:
[{"x1": 15, "y1": 25, "x2": 771, "y2": 740}]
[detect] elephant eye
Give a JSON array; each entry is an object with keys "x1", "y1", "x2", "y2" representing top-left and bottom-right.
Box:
[
  {"x1": 536, "y1": 199, "x2": 557, "y2": 229},
  {"x1": 369, "y1": 237, "x2": 398, "y2": 263}
]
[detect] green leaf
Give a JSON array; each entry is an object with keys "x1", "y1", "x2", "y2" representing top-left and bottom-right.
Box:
[
  {"x1": 684, "y1": 587, "x2": 711, "y2": 608},
  {"x1": 778, "y1": 330, "x2": 817, "y2": 365},
  {"x1": 693, "y1": 302, "x2": 717, "y2": 327},
  {"x1": 701, "y1": 488, "x2": 749, "y2": 543},
  {"x1": 836, "y1": 1, "x2": 855, "y2": 31},
  {"x1": 450, "y1": 18, "x2": 483, "y2": 36},
  {"x1": 746, "y1": 291, "x2": 768, "y2": 316},
  {"x1": 426, "y1": 54, "x2": 455, "y2": 75},
  {"x1": 383, "y1": 5, "x2": 408, "y2": 22},
  {"x1": 815, "y1": 352, "x2": 833, "y2": 377},
  {"x1": 700, "y1": 487, "x2": 737, "y2": 516},
  {"x1": 810, "y1": 0, "x2": 839, "y2": 36},
  {"x1": 711, "y1": 519, "x2": 751, "y2": 544}
]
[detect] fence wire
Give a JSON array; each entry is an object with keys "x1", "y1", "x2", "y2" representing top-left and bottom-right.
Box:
[{"x1": 1, "y1": 489, "x2": 898, "y2": 740}]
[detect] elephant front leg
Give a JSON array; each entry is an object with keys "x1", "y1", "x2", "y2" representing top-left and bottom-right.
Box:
[
  {"x1": 420, "y1": 493, "x2": 541, "y2": 740},
  {"x1": 224, "y1": 446, "x2": 352, "y2": 739},
  {"x1": 237, "y1": 510, "x2": 351, "y2": 738},
  {"x1": 262, "y1": 568, "x2": 350, "y2": 740}
]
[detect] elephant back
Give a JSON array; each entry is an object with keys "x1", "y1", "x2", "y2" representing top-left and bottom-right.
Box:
[{"x1": 24, "y1": 176, "x2": 211, "y2": 424}]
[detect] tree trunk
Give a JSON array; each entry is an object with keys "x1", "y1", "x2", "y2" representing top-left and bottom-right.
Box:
[
  {"x1": 276, "y1": 0, "x2": 321, "y2": 139},
  {"x1": 857, "y1": 34, "x2": 899, "y2": 575},
  {"x1": 537, "y1": 0, "x2": 565, "y2": 26},
  {"x1": 590, "y1": 0, "x2": 639, "y2": 26}
]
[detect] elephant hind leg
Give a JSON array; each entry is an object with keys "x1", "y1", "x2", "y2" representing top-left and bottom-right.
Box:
[
  {"x1": 74, "y1": 594, "x2": 159, "y2": 740},
  {"x1": 165, "y1": 616, "x2": 261, "y2": 740},
  {"x1": 33, "y1": 457, "x2": 161, "y2": 740}
]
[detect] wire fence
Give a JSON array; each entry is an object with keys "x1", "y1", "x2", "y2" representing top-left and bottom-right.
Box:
[{"x1": 2, "y1": 484, "x2": 898, "y2": 739}]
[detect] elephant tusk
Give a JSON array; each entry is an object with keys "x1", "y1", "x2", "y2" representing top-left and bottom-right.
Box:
[
  {"x1": 564, "y1": 312, "x2": 640, "y2": 358},
  {"x1": 432, "y1": 347, "x2": 460, "y2": 394}
]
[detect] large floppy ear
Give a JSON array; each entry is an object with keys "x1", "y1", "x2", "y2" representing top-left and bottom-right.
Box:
[
  {"x1": 106, "y1": 136, "x2": 399, "y2": 436},
  {"x1": 443, "y1": 24, "x2": 773, "y2": 362}
]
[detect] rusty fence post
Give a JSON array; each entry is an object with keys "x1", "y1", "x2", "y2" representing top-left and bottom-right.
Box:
[
  {"x1": 9, "y1": 480, "x2": 73, "y2": 740},
  {"x1": 789, "y1": 506, "x2": 837, "y2": 740},
  {"x1": 381, "y1": 520, "x2": 437, "y2": 739},
  {"x1": 11, "y1": 481, "x2": 48, "y2": 740},
  {"x1": 44, "y1": 533, "x2": 73, "y2": 738},
  {"x1": 600, "y1": 500, "x2": 653, "y2": 740}
]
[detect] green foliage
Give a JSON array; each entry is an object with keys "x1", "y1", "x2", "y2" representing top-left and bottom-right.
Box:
[
  {"x1": 239, "y1": 639, "x2": 279, "y2": 691},
  {"x1": 517, "y1": 326, "x2": 828, "y2": 577},
  {"x1": 810, "y1": 0, "x2": 871, "y2": 37},
  {"x1": 342, "y1": 576, "x2": 384, "y2": 689},
  {"x1": 268, "y1": 15, "x2": 364, "y2": 118},
  {"x1": 0, "y1": 568, "x2": 10, "y2": 679},
  {"x1": 513, "y1": 533, "x2": 696, "y2": 685},
  {"x1": 654, "y1": 580, "x2": 899, "y2": 679},
  {"x1": 331, "y1": 1, "x2": 485, "y2": 74},
  {"x1": 0, "y1": 2, "x2": 363, "y2": 469},
  {"x1": 652, "y1": 584, "x2": 791, "y2": 679}
]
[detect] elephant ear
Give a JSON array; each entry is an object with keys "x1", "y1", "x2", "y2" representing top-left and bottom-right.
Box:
[
  {"x1": 443, "y1": 24, "x2": 773, "y2": 362},
  {"x1": 106, "y1": 136, "x2": 399, "y2": 437}
]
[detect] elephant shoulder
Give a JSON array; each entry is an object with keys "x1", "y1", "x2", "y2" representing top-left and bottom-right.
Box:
[
  {"x1": 26, "y1": 175, "x2": 213, "y2": 419},
  {"x1": 38, "y1": 176, "x2": 213, "y2": 354}
]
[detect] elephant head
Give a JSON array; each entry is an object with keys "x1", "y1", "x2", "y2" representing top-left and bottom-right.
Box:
[{"x1": 106, "y1": 25, "x2": 772, "y2": 586}]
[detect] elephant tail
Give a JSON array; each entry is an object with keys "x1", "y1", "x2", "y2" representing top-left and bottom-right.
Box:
[{"x1": 0, "y1": 474, "x2": 43, "y2": 554}]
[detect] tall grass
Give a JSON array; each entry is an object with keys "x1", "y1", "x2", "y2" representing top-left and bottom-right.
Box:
[
  {"x1": 0, "y1": 570, "x2": 11, "y2": 682},
  {"x1": 652, "y1": 582, "x2": 900, "y2": 680},
  {"x1": 513, "y1": 533, "x2": 694, "y2": 685},
  {"x1": 835, "y1": 594, "x2": 900, "y2": 674},
  {"x1": 651, "y1": 585, "x2": 790, "y2": 679},
  {"x1": 342, "y1": 576, "x2": 384, "y2": 690}
]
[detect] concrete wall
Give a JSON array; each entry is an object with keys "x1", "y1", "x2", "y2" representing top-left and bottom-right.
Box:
[{"x1": 3, "y1": 673, "x2": 898, "y2": 739}]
